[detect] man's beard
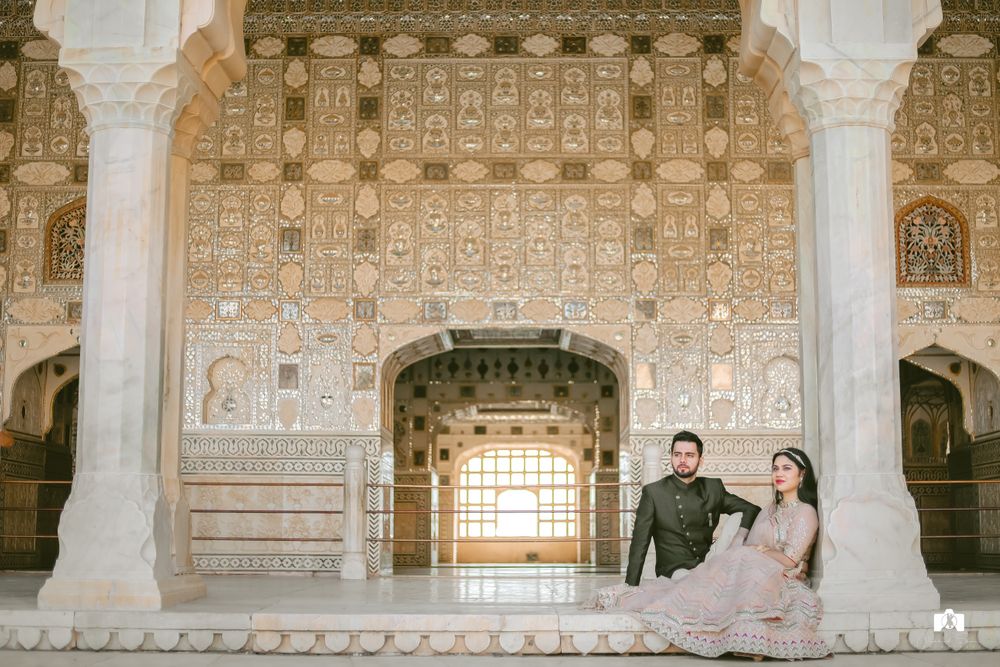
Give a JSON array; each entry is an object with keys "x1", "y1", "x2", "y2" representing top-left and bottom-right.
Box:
[{"x1": 674, "y1": 466, "x2": 696, "y2": 479}]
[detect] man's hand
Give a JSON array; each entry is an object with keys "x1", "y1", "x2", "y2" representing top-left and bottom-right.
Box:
[{"x1": 727, "y1": 527, "x2": 749, "y2": 549}]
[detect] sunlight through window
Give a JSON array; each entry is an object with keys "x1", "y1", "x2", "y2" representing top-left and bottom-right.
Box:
[{"x1": 459, "y1": 449, "x2": 576, "y2": 539}]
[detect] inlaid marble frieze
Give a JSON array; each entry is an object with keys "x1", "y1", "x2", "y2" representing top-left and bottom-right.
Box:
[{"x1": 0, "y1": 21, "x2": 998, "y2": 439}]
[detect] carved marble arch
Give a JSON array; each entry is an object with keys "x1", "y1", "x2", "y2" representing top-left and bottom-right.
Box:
[
  {"x1": 895, "y1": 195, "x2": 971, "y2": 287},
  {"x1": 44, "y1": 197, "x2": 86, "y2": 285}
]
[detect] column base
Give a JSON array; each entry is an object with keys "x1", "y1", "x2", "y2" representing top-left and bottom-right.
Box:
[
  {"x1": 38, "y1": 573, "x2": 206, "y2": 610},
  {"x1": 814, "y1": 571, "x2": 939, "y2": 614},
  {"x1": 341, "y1": 553, "x2": 367, "y2": 580},
  {"x1": 814, "y1": 473, "x2": 941, "y2": 613}
]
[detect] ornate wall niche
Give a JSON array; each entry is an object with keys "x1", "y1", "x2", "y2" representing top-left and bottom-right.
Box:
[
  {"x1": 203, "y1": 355, "x2": 252, "y2": 426},
  {"x1": 43, "y1": 197, "x2": 86, "y2": 284},
  {"x1": 895, "y1": 195, "x2": 971, "y2": 288}
]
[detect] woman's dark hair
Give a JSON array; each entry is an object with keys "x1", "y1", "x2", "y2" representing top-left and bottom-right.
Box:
[
  {"x1": 771, "y1": 447, "x2": 818, "y2": 509},
  {"x1": 670, "y1": 430, "x2": 704, "y2": 456}
]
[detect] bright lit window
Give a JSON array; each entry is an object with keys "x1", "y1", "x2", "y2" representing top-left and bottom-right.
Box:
[{"x1": 459, "y1": 449, "x2": 576, "y2": 538}]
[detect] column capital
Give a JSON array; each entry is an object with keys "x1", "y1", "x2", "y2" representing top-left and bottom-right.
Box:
[
  {"x1": 52, "y1": 53, "x2": 201, "y2": 134},
  {"x1": 739, "y1": 0, "x2": 942, "y2": 134},
  {"x1": 34, "y1": 0, "x2": 245, "y2": 136}
]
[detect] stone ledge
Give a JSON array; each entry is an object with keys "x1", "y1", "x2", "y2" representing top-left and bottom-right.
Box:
[{"x1": 2, "y1": 614, "x2": 999, "y2": 654}]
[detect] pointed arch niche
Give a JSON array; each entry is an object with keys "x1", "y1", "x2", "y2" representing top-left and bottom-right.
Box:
[
  {"x1": 900, "y1": 343, "x2": 1000, "y2": 571},
  {"x1": 895, "y1": 195, "x2": 971, "y2": 287},
  {"x1": 44, "y1": 197, "x2": 86, "y2": 285}
]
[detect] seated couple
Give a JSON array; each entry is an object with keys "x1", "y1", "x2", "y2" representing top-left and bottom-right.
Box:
[{"x1": 587, "y1": 431, "x2": 831, "y2": 660}]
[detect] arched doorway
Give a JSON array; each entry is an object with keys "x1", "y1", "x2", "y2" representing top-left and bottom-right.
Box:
[
  {"x1": 382, "y1": 328, "x2": 628, "y2": 573},
  {"x1": 0, "y1": 347, "x2": 79, "y2": 570},
  {"x1": 901, "y1": 344, "x2": 1000, "y2": 571}
]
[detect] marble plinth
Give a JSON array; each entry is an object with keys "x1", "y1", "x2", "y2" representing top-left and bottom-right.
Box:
[
  {"x1": 3, "y1": 572, "x2": 999, "y2": 654},
  {"x1": 36, "y1": 574, "x2": 206, "y2": 612}
]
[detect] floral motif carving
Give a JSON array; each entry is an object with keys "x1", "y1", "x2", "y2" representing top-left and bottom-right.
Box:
[
  {"x1": 454, "y1": 34, "x2": 490, "y2": 57},
  {"x1": 895, "y1": 196, "x2": 970, "y2": 287},
  {"x1": 356, "y1": 128, "x2": 381, "y2": 158},
  {"x1": 7, "y1": 297, "x2": 64, "y2": 323},
  {"x1": 305, "y1": 298, "x2": 350, "y2": 323},
  {"x1": 307, "y1": 160, "x2": 355, "y2": 183},
  {"x1": 0, "y1": 62, "x2": 16, "y2": 91},
  {"x1": 14, "y1": 162, "x2": 69, "y2": 185},
  {"x1": 943, "y1": 160, "x2": 1000, "y2": 185},
  {"x1": 283, "y1": 127, "x2": 306, "y2": 158},
  {"x1": 521, "y1": 160, "x2": 560, "y2": 183},
  {"x1": 950, "y1": 296, "x2": 1000, "y2": 323},
  {"x1": 278, "y1": 323, "x2": 303, "y2": 355},
  {"x1": 936, "y1": 34, "x2": 994, "y2": 58},
  {"x1": 382, "y1": 160, "x2": 421, "y2": 184},
  {"x1": 253, "y1": 36, "x2": 285, "y2": 57},
  {"x1": 453, "y1": 161, "x2": 489, "y2": 183},
  {"x1": 590, "y1": 34, "x2": 627, "y2": 57},
  {"x1": 311, "y1": 35, "x2": 357, "y2": 57},
  {"x1": 44, "y1": 198, "x2": 86, "y2": 284},
  {"x1": 656, "y1": 160, "x2": 704, "y2": 183},
  {"x1": 523, "y1": 34, "x2": 559, "y2": 57},
  {"x1": 284, "y1": 60, "x2": 308, "y2": 88},
  {"x1": 630, "y1": 128, "x2": 655, "y2": 159},
  {"x1": 21, "y1": 39, "x2": 59, "y2": 60},
  {"x1": 591, "y1": 160, "x2": 629, "y2": 183},
  {"x1": 654, "y1": 33, "x2": 700, "y2": 56},
  {"x1": 630, "y1": 58, "x2": 654, "y2": 88},
  {"x1": 248, "y1": 162, "x2": 280, "y2": 182},
  {"x1": 383, "y1": 34, "x2": 422, "y2": 58},
  {"x1": 661, "y1": 297, "x2": 705, "y2": 323}
]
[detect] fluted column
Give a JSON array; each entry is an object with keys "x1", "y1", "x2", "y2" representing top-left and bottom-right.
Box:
[
  {"x1": 740, "y1": 0, "x2": 943, "y2": 612},
  {"x1": 33, "y1": 0, "x2": 245, "y2": 610},
  {"x1": 792, "y1": 147, "x2": 819, "y2": 466}
]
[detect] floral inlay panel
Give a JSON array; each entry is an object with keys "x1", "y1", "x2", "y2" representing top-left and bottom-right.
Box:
[{"x1": 895, "y1": 195, "x2": 971, "y2": 287}]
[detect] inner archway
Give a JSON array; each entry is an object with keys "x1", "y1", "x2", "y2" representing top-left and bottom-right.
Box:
[
  {"x1": 384, "y1": 328, "x2": 626, "y2": 572},
  {"x1": 0, "y1": 347, "x2": 79, "y2": 570},
  {"x1": 901, "y1": 345, "x2": 1000, "y2": 571}
]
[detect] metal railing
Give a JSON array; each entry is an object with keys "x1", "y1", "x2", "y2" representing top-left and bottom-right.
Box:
[
  {"x1": 370, "y1": 479, "x2": 638, "y2": 546},
  {"x1": 908, "y1": 479, "x2": 1000, "y2": 541},
  {"x1": 0, "y1": 479, "x2": 346, "y2": 544},
  {"x1": 0, "y1": 480, "x2": 69, "y2": 541},
  {"x1": 3, "y1": 477, "x2": 1000, "y2": 555}
]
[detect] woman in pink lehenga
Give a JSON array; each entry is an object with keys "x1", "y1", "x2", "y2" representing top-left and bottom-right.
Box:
[{"x1": 588, "y1": 447, "x2": 831, "y2": 660}]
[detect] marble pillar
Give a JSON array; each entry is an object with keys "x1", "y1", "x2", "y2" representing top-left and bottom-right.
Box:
[
  {"x1": 793, "y1": 152, "x2": 819, "y2": 467},
  {"x1": 160, "y1": 136, "x2": 197, "y2": 577},
  {"x1": 33, "y1": 0, "x2": 246, "y2": 610},
  {"x1": 740, "y1": 0, "x2": 943, "y2": 612},
  {"x1": 342, "y1": 442, "x2": 368, "y2": 580}
]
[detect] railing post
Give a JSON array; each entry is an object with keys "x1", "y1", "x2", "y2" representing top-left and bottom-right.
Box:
[
  {"x1": 639, "y1": 441, "x2": 664, "y2": 579},
  {"x1": 341, "y1": 442, "x2": 367, "y2": 580},
  {"x1": 641, "y1": 441, "x2": 663, "y2": 486}
]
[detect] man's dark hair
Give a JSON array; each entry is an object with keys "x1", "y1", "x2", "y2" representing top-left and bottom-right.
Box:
[{"x1": 670, "y1": 430, "x2": 704, "y2": 456}]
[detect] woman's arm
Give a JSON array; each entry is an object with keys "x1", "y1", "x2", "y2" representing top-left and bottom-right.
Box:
[{"x1": 751, "y1": 543, "x2": 798, "y2": 568}]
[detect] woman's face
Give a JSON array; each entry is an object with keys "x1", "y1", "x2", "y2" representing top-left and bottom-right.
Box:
[{"x1": 772, "y1": 454, "x2": 803, "y2": 496}]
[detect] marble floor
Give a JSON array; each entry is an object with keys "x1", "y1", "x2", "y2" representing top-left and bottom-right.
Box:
[{"x1": 2, "y1": 569, "x2": 999, "y2": 614}]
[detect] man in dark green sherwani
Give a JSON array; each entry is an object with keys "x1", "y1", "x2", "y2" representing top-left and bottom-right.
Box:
[{"x1": 625, "y1": 430, "x2": 760, "y2": 586}]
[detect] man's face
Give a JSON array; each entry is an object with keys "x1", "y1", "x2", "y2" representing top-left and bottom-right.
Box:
[{"x1": 671, "y1": 441, "x2": 701, "y2": 479}]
